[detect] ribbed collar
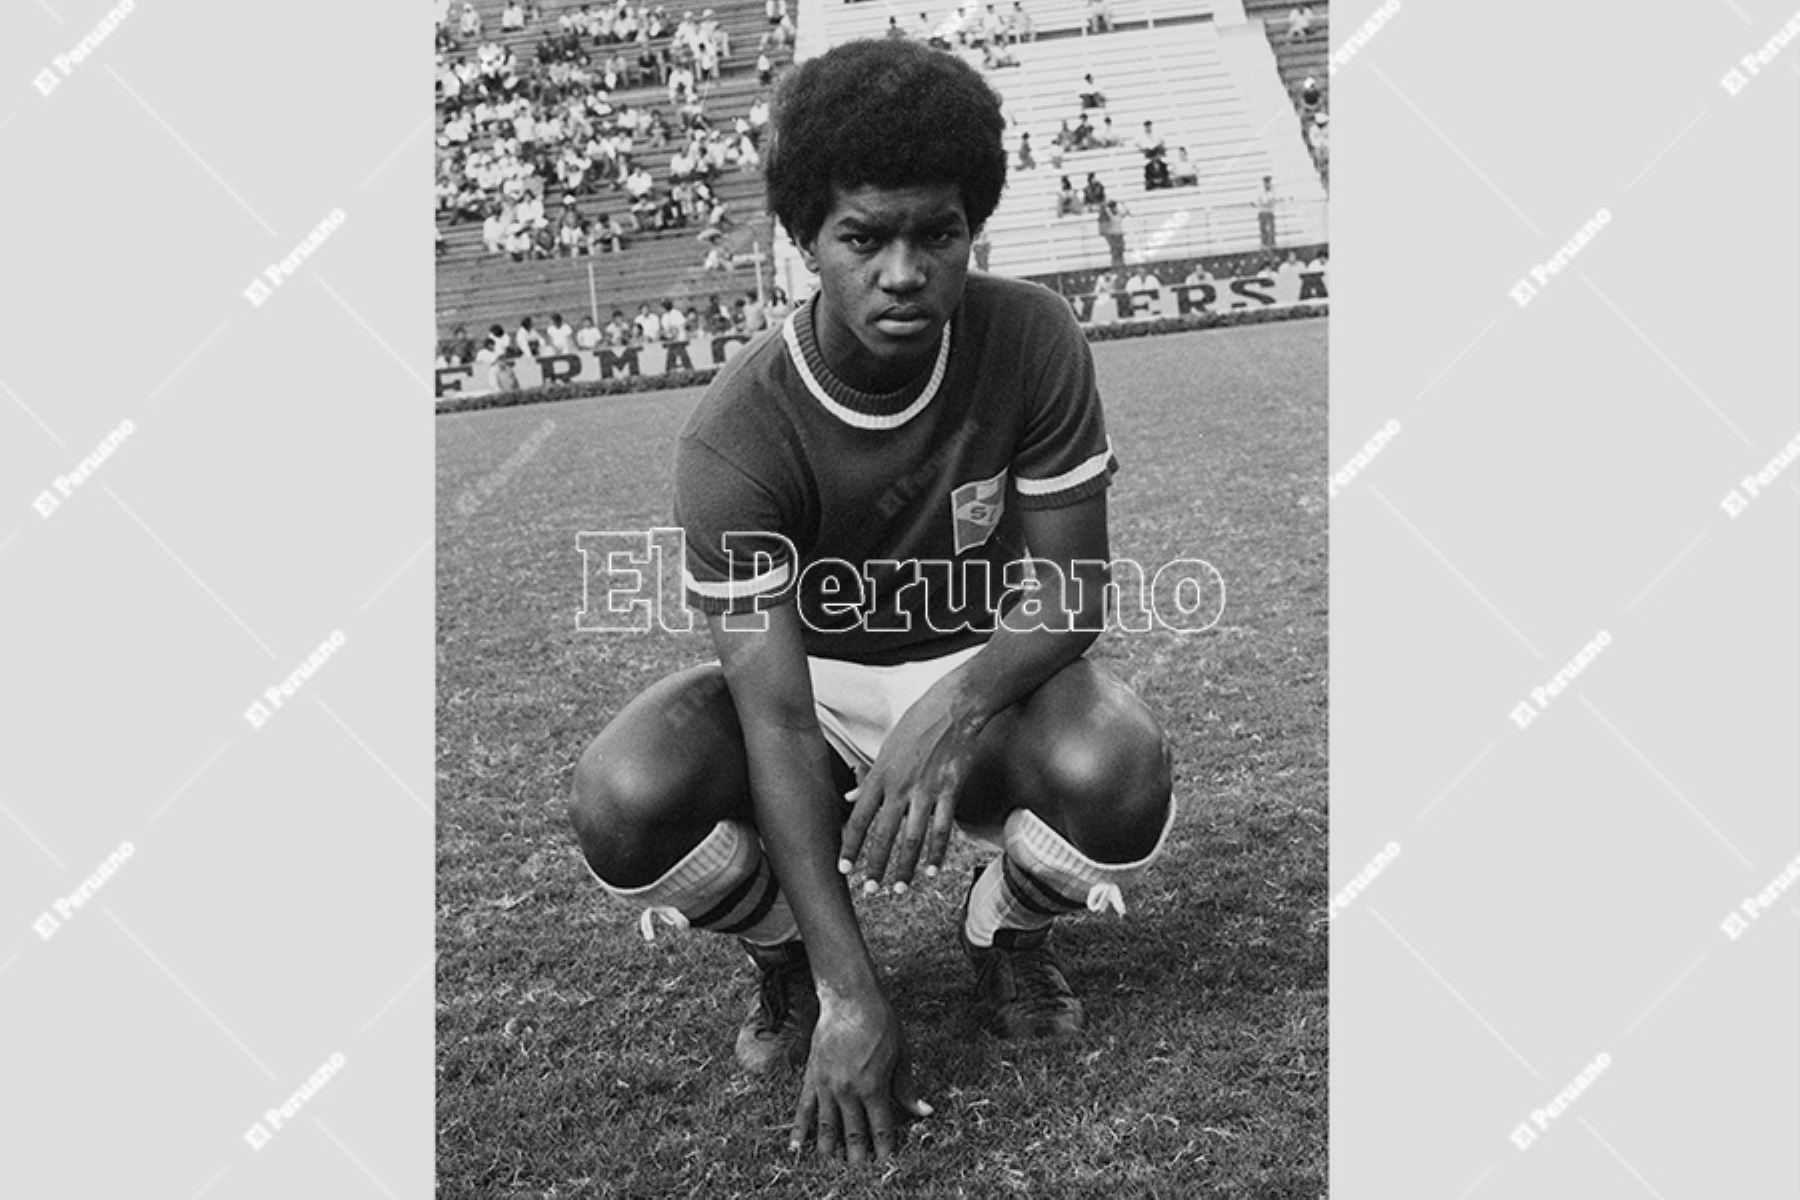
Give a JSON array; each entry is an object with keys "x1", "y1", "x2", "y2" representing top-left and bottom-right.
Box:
[{"x1": 782, "y1": 295, "x2": 951, "y2": 431}]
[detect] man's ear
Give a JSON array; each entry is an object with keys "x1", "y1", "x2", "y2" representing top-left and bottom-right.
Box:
[{"x1": 797, "y1": 239, "x2": 819, "y2": 273}]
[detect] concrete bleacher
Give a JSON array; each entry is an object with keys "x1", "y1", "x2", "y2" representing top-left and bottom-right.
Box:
[
  {"x1": 1240, "y1": 0, "x2": 1328, "y2": 120},
  {"x1": 436, "y1": 0, "x2": 788, "y2": 332},
  {"x1": 802, "y1": 0, "x2": 1214, "y2": 58},
  {"x1": 762, "y1": 20, "x2": 1326, "y2": 288}
]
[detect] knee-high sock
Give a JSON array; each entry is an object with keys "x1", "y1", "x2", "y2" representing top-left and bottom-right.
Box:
[
  {"x1": 590, "y1": 819, "x2": 798, "y2": 947},
  {"x1": 963, "y1": 804, "x2": 1175, "y2": 948}
]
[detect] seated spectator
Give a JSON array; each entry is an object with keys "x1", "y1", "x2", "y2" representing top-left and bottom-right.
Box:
[
  {"x1": 1183, "y1": 261, "x2": 1213, "y2": 286},
  {"x1": 1055, "y1": 174, "x2": 1082, "y2": 217},
  {"x1": 1082, "y1": 171, "x2": 1106, "y2": 209},
  {"x1": 558, "y1": 211, "x2": 589, "y2": 255},
  {"x1": 1007, "y1": 0, "x2": 1033, "y2": 42},
  {"x1": 482, "y1": 205, "x2": 508, "y2": 254},
  {"x1": 757, "y1": 44, "x2": 775, "y2": 86},
  {"x1": 1070, "y1": 111, "x2": 1096, "y2": 151},
  {"x1": 886, "y1": 15, "x2": 905, "y2": 37},
  {"x1": 1077, "y1": 72, "x2": 1105, "y2": 110},
  {"x1": 746, "y1": 94, "x2": 771, "y2": 143},
  {"x1": 459, "y1": 2, "x2": 482, "y2": 38},
  {"x1": 983, "y1": 40, "x2": 1018, "y2": 68},
  {"x1": 588, "y1": 212, "x2": 625, "y2": 253},
  {"x1": 1170, "y1": 146, "x2": 1199, "y2": 187},
  {"x1": 1298, "y1": 75, "x2": 1323, "y2": 117},
  {"x1": 1143, "y1": 152, "x2": 1170, "y2": 191},
  {"x1": 702, "y1": 242, "x2": 737, "y2": 272},
  {"x1": 493, "y1": 351, "x2": 521, "y2": 393},
  {"x1": 1015, "y1": 130, "x2": 1034, "y2": 170},
  {"x1": 1136, "y1": 120, "x2": 1165, "y2": 160},
  {"x1": 1286, "y1": 5, "x2": 1313, "y2": 40},
  {"x1": 1091, "y1": 116, "x2": 1121, "y2": 147},
  {"x1": 684, "y1": 305, "x2": 704, "y2": 339},
  {"x1": 502, "y1": 1, "x2": 526, "y2": 31},
  {"x1": 1086, "y1": 0, "x2": 1111, "y2": 33}
]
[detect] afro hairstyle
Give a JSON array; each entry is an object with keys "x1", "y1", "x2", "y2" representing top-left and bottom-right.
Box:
[{"x1": 763, "y1": 39, "x2": 1008, "y2": 247}]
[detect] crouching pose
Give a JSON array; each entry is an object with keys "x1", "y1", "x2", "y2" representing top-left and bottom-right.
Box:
[{"x1": 570, "y1": 38, "x2": 1175, "y2": 1164}]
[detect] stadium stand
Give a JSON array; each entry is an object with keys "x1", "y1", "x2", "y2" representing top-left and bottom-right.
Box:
[{"x1": 435, "y1": 0, "x2": 1327, "y2": 371}]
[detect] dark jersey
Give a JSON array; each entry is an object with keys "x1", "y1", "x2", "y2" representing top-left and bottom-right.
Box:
[{"x1": 674, "y1": 272, "x2": 1115, "y2": 665}]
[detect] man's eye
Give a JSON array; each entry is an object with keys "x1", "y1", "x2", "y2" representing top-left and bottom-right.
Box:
[{"x1": 844, "y1": 234, "x2": 876, "y2": 249}]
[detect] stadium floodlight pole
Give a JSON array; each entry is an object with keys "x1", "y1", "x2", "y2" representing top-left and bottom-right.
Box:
[{"x1": 587, "y1": 260, "x2": 600, "y2": 332}]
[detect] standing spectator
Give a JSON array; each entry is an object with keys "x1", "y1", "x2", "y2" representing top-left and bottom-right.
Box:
[
  {"x1": 515, "y1": 316, "x2": 544, "y2": 358},
  {"x1": 576, "y1": 315, "x2": 603, "y2": 352},
  {"x1": 604, "y1": 309, "x2": 632, "y2": 346},
  {"x1": 764, "y1": 286, "x2": 791, "y2": 326},
  {"x1": 1125, "y1": 265, "x2": 1160, "y2": 306},
  {"x1": 1097, "y1": 199, "x2": 1129, "y2": 273},
  {"x1": 741, "y1": 289, "x2": 767, "y2": 334},
  {"x1": 633, "y1": 302, "x2": 662, "y2": 345},
  {"x1": 546, "y1": 312, "x2": 576, "y2": 355},
  {"x1": 660, "y1": 299, "x2": 689, "y2": 343},
  {"x1": 1254, "y1": 175, "x2": 1280, "y2": 250},
  {"x1": 493, "y1": 351, "x2": 521, "y2": 393}
]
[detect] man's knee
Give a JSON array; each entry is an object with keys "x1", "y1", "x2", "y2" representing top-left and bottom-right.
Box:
[
  {"x1": 570, "y1": 739, "x2": 695, "y2": 886},
  {"x1": 1031, "y1": 672, "x2": 1173, "y2": 861}
]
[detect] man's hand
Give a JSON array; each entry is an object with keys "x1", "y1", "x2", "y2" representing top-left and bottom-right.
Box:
[
  {"x1": 790, "y1": 983, "x2": 931, "y2": 1162},
  {"x1": 837, "y1": 681, "x2": 980, "y2": 891}
]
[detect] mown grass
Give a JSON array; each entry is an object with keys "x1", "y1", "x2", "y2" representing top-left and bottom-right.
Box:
[{"x1": 436, "y1": 319, "x2": 1327, "y2": 1198}]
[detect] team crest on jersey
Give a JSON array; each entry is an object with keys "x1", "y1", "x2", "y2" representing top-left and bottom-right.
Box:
[{"x1": 950, "y1": 469, "x2": 1007, "y2": 554}]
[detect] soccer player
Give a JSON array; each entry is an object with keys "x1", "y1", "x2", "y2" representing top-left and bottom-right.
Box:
[{"x1": 569, "y1": 38, "x2": 1174, "y2": 1164}]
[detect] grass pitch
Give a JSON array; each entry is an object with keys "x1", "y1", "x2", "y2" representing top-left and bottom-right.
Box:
[{"x1": 436, "y1": 318, "x2": 1327, "y2": 1198}]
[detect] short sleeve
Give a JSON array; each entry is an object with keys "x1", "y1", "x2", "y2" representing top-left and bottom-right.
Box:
[
  {"x1": 1010, "y1": 296, "x2": 1118, "y2": 510},
  {"x1": 673, "y1": 435, "x2": 797, "y2": 616}
]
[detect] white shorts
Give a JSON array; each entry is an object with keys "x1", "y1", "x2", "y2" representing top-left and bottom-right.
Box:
[{"x1": 807, "y1": 643, "x2": 984, "y2": 775}]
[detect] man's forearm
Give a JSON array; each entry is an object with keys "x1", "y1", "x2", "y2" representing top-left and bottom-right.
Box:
[{"x1": 743, "y1": 723, "x2": 882, "y2": 997}]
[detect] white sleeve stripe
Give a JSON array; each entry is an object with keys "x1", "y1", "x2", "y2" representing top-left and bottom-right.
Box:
[
  {"x1": 684, "y1": 562, "x2": 792, "y2": 600},
  {"x1": 1014, "y1": 439, "x2": 1114, "y2": 496}
]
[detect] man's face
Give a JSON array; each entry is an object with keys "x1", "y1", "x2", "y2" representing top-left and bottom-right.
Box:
[{"x1": 802, "y1": 182, "x2": 970, "y2": 393}]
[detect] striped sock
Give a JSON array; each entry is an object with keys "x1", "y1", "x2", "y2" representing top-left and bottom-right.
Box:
[
  {"x1": 963, "y1": 805, "x2": 1175, "y2": 948},
  {"x1": 591, "y1": 819, "x2": 798, "y2": 947}
]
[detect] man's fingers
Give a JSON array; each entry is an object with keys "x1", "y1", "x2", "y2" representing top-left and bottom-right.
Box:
[
  {"x1": 868, "y1": 1095, "x2": 901, "y2": 1161},
  {"x1": 861, "y1": 790, "x2": 911, "y2": 883},
  {"x1": 923, "y1": 796, "x2": 958, "y2": 878},
  {"x1": 790, "y1": 1084, "x2": 817, "y2": 1153},
  {"x1": 815, "y1": 1106, "x2": 840, "y2": 1160},
  {"x1": 889, "y1": 793, "x2": 934, "y2": 885},
  {"x1": 838, "y1": 1100, "x2": 872, "y2": 1166},
  {"x1": 838, "y1": 779, "x2": 884, "y2": 873}
]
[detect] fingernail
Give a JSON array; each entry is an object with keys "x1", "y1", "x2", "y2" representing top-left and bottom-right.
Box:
[
  {"x1": 838, "y1": 858, "x2": 853, "y2": 874},
  {"x1": 863, "y1": 879, "x2": 878, "y2": 894},
  {"x1": 918, "y1": 1101, "x2": 935, "y2": 1116},
  {"x1": 893, "y1": 881, "x2": 908, "y2": 895}
]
